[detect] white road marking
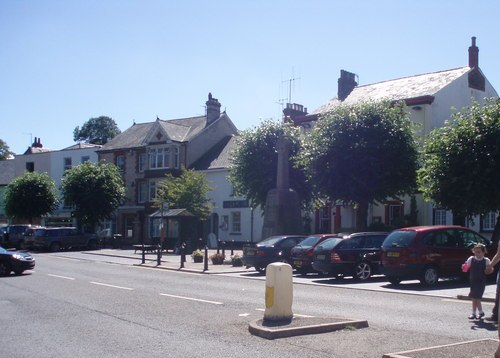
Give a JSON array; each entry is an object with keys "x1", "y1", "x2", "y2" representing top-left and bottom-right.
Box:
[
  {"x1": 90, "y1": 281, "x2": 134, "y2": 290},
  {"x1": 160, "y1": 293, "x2": 223, "y2": 305},
  {"x1": 48, "y1": 274, "x2": 75, "y2": 280},
  {"x1": 239, "y1": 313, "x2": 250, "y2": 317}
]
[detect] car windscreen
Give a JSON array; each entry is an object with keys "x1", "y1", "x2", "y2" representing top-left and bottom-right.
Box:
[
  {"x1": 296, "y1": 236, "x2": 323, "y2": 248},
  {"x1": 0, "y1": 247, "x2": 6, "y2": 253},
  {"x1": 382, "y1": 230, "x2": 417, "y2": 248},
  {"x1": 315, "y1": 238, "x2": 343, "y2": 251},
  {"x1": 258, "y1": 236, "x2": 286, "y2": 246}
]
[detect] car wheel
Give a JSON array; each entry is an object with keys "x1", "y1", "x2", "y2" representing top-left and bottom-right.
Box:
[
  {"x1": 388, "y1": 276, "x2": 401, "y2": 285},
  {"x1": 0, "y1": 262, "x2": 11, "y2": 276},
  {"x1": 420, "y1": 266, "x2": 439, "y2": 286},
  {"x1": 255, "y1": 266, "x2": 266, "y2": 274},
  {"x1": 49, "y1": 242, "x2": 61, "y2": 252},
  {"x1": 354, "y1": 261, "x2": 372, "y2": 281}
]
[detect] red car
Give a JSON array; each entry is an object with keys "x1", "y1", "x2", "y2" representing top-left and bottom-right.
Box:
[{"x1": 380, "y1": 225, "x2": 496, "y2": 286}]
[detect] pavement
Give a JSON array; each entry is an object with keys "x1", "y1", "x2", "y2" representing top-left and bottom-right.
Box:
[{"x1": 82, "y1": 247, "x2": 500, "y2": 357}]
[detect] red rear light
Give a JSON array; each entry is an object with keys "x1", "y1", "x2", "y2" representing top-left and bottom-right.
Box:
[
  {"x1": 306, "y1": 248, "x2": 314, "y2": 257},
  {"x1": 256, "y1": 250, "x2": 265, "y2": 257},
  {"x1": 330, "y1": 252, "x2": 342, "y2": 263}
]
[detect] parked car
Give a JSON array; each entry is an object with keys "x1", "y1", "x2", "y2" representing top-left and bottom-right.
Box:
[
  {"x1": 2, "y1": 224, "x2": 40, "y2": 249},
  {"x1": 291, "y1": 234, "x2": 345, "y2": 274},
  {"x1": 312, "y1": 232, "x2": 389, "y2": 280},
  {"x1": 32, "y1": 227, "x2": 99, "y2": 252},
  {"x1": 242, "y1": 235, "x2": 307, "y2": 273},
  {"x1": 21, "y1": 227, "x2": 46, "y2": 250},
  {"x1": 0, "y1": 246, "x2": 35, "y2": 276},
  {"x1": 380, "y1": 225, "x2": 496, "y2": 286}
]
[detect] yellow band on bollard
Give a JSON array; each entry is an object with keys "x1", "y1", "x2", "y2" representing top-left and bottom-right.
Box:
[{"x1": 265, "y1": 286, "x2": 274, "y2": 308}]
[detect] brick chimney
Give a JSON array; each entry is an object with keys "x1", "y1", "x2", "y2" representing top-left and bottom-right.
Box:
[
  {"x1": 468, "y1": 36, "x2": 479, "y2": 69},
  {"x1": 338, "y1": 70, "x2": 357, "y2": 101},
  {"x1": 206, "y1": 92, "x2": 221, "y2": 125}
]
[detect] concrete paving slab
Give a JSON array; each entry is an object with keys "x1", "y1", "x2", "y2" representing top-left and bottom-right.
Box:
[
  {"x1": 248, "y1": 316, "x2": 368, "y2": 339},
  {"x1": 383, "y1": 338, "x2": 499, "y2": 358}
]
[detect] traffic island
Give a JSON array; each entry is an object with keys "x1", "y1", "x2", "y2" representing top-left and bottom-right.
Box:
[
  {"x1": 248, "y1": 316, "x2": 368, "y2": 340},
  {"x1": 383, "y1": 338, "x2": 498, "y2": 358}
]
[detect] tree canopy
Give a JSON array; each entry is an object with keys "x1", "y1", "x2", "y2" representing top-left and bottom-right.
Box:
[
  {"x1": 418, "y1": 98, "x2": 500, "y2": 236},
  {"x1": 0, "y1": 139, "x2": 14, "y2": 160},
  {"x1": 61, "y1": 161, "x2": 126, "y2": 230},
  {"x1": 73, "y1": 116, "x2": 121, "y2": 145},
  {"x1": 4, "y1": 171, "x2": 59, "y2": 223},
  {"x1": 155, "y1": 168, "x2": 213, "y2": 220},
  {"x1": 301, "y1": 100, "x2": 419, "y2": 230},
  {"x1": 228, "y1": 119, "x2": 311, "y2": 212}
]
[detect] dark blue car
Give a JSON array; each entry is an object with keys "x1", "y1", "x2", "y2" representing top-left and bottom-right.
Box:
[
  {"x1": 242, "y1": 235, "x2": 307, "y2": 273},
  {"x1": 0, "y1": 246, "x2": 35, "y2": 276}
]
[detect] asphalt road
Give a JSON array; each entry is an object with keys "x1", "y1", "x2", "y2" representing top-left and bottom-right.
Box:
[{"x1": 1, "y1": 252, "x2": 499, "y2": 358}]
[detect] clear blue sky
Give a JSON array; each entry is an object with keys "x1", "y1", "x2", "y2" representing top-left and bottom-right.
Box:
[{"x1": 1, "y1": 0, "x2": 499, "y2": 155}]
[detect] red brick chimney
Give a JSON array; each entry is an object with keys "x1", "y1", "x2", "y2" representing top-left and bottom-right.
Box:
[{"x1": 468, "y1": 36, "x2": 479, "y2": 68}]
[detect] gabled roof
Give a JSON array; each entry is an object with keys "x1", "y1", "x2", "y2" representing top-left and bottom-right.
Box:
[
  {"x1": 99, "y1": 115, "x2": 208, "y2": 151},
  {"x1": 191, "y1": 135, "x2": 238, "y2": 171},
  {"x1": 0, "y1": 159, "x2": 15, "y2": 185},
  {"x1": 314, "y1": 67, "x2": 470, "y2": 114}
]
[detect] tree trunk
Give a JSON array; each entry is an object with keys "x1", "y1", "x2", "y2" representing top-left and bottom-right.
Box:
[{"x1": 356, "y1": 201, "x2": 369, "y2": 231}]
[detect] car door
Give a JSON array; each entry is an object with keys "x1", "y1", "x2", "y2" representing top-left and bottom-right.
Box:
[{"x1": 423, "y1": 229, "x2": 463, "y2": 276}]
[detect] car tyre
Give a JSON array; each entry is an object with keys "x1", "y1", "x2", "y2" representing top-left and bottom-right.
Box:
[
  {"x1": 388, "y1": 276, "x2": 401, "y2": 285},
  {"x1": 0, "y1": 262, "x2": 11, "y2": 276},
  {"x1": 255, "y1": 266, "x2": 266, "y2": 274},
  {"x1": 49, "y1": 242, "x2": 61, "y2": 252},
  {"x1": 420, "y1": 266, "x2": 439, "y2": 286},
  {"x1": 354, "y1": 261, "x2": 372, "y2": 281}
]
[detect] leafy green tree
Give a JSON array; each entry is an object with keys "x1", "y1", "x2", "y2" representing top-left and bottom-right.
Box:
[
  {"x1": 4, "y1": 172, "x2": 59, "y2": 223},
  {"x1": 61, "y1": 162, "x2": 126, "y2": 230},
  {"x1": 228, "y1": 120, "x2": 311, "y2": 212},
  {"x1": 418, "y1": 98, "x2": 500, "y2": 239},
  {"x1": 73, "y1": 116, "x2": 121, "y2": 145},
  {"x1": 0, "y1": 139, "x2": 14, "y2": 160},
  {"x1": 301, "y1": 101, "x2": 419, "y2": 230},
  {"x1": 155, "y1": 168, "x2": 213, "y2": 220}
]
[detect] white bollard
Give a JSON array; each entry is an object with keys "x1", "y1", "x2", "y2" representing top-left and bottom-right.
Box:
[{"x1": 264, "y1": 262, "x2": 293, "y2": 321}]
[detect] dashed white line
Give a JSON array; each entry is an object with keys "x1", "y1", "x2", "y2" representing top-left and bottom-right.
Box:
[
  {"x1": 160, "y1": 293, "x2": 223, "y2": 305},
  {"x1": 90, "y1": 281, "x2": 134, "y2": 290},
  {"x1": 48, "y1": 274, "x2": 75, "y2": 280}
]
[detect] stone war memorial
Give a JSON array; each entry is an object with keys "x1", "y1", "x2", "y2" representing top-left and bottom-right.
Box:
[{"x1": 261, "y1": 134, "x2": 302, "y2": 239}]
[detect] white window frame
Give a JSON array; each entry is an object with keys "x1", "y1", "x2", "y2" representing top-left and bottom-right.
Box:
[
  {"x1": 434, "y1": 209, "x2": 447, "y2": 225},
  {"x1": 138, "y1": 153, "x2": 147, "y2": 172},
  {"x1": 231, "y1": 211, "x2": 241, "y2": 233},
  {"x1": 138, "y1": 181, "x2": 147, "y2": 203},
  {"x1": 116, "y1": 155, "x2": 125, "y2": 172},
  {"x1": 149, "y1": 180, "x2": 157, "y2": 201},
  {"x1": 484, "y1": 212, "x2": 497, "y2": 231}
]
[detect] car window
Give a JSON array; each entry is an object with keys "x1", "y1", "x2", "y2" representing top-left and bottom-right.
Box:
[
  {"x1": 457, "y1": 229, "x2": 489, "y2": 248},
  {"x1": 258, "y1": 236, "x2": 284, "y2": 246},
  {"x1": 297, "y1": 236, "x2": 322, "y2": 247},
  {"x1": 338, "y1": 236, "x2": 363, "y2": 249},
  {"x1": 423, "y1": 230, "x2": 458, "y2": 248},
  {"x1": 281, "y1": 238, "x2": 299, "y2": 248},
  {"x1": 315, "y1": 238, "x2": 343, "y2": 251},
  {"x1": 363, "y1": 235, "x2": 386, "y2": 249},
  {"x1": 382, "y1": 230, "x2": 416, "y2": 248}
]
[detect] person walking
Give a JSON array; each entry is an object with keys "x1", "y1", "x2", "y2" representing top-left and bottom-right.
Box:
[
  {"x1": 463, "y1": 243, "x2": 492, "y2": 320},
  {"x1": 487, "y1": 244, "x2": 500, "y2": 322}
]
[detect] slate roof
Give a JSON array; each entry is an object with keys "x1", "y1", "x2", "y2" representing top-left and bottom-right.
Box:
[
  {"x1": 99, "y1": 115, "x2": 207, "y2": 151},
  {"x1": 61, "y1": 143, "x2": 102, "y2": 151},
  {"x1": 0, "y1": 160, "x2": 15, "y2": 185},
  {"x1": 314, "y1": 66, "x2": 470, "y2": 114},
  {"x1": 191, "y1": 135, "x2": 238, "y2": 171}
]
